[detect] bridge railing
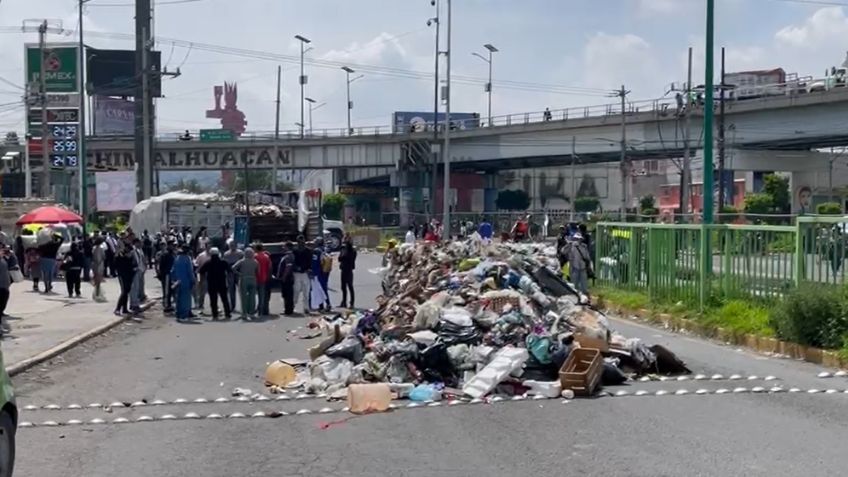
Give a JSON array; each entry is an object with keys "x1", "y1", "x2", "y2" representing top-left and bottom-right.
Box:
[
  {"x1": 141, "y1": 80, "x2": 848, "y2": 143},
  {"x1": 595, "y1": 215, "x2": 848, "y2": 309}
]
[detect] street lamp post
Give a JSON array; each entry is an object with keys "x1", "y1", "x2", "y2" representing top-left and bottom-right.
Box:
[
  {"x1": 442, "y1": 0, "x2": 452, "y2": 237},
  {"x1": 341, "y1": 66, "x2": 363, "y2": 136},
  {"x1": 304, "y1": 97, "x2": 325, "y2": 134},
  {"x1": 472, "y1": 43, "x2": 498, "y2": 127},
  {"x1": 295, "y1": 35, "x2": 311, "y2": 139}
]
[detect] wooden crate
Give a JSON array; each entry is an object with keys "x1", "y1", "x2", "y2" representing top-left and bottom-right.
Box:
[{"x1": 559, "y1": 348, "x2": 602, "y2": 396}]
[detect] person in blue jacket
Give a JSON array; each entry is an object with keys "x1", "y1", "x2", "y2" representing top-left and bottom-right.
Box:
[{"x1": 170, "y1": 245, "x2": 196, "y2": 322}]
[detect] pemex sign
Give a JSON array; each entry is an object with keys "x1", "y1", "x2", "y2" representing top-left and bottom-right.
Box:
[{"x1": 25, "y1": 44, "x2": 79, "y2": 93}]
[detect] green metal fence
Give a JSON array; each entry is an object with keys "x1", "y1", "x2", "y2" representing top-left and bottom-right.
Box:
[{"x1": 594, "y1": 216, "x2": 848, "y2": 309}]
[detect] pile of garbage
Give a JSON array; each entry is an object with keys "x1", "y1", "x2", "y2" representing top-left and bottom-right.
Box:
[{"x1": 266, "y1": 240, "x2": 689, "y2": 409}]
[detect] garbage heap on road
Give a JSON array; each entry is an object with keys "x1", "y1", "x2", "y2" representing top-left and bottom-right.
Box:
[{"x1": 266, "y1": 240, "x2": 689, "y2": 407}]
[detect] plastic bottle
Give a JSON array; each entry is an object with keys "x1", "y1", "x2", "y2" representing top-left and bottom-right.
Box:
[{"x1": 347, "y1": 383, "x2": 392, "y2": 414}]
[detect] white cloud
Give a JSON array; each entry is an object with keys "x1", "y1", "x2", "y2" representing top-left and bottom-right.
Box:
[
  {"x1": 776, "y1": 7, "x2": 848, "y2": 48},
  {"x1": 582, "y1": 32, "x2": 660, "y2": 96}
]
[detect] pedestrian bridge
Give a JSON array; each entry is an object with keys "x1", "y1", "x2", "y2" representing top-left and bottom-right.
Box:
[{"x1": 4, "y1": 85, "x2": 848, "y2": 180}]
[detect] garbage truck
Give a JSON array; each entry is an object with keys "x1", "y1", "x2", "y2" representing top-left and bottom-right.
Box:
[{"x1": 129, "y1": 189, "x2": 325, "y2": 247}]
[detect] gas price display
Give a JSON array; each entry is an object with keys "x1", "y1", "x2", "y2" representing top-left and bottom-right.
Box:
[{"x1": 49, "y1": 124, "x2": 79, "y2": 168}]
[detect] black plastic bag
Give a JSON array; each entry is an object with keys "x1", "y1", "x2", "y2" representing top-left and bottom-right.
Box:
[{"x1": 325, "y1": 335, "x2": 365, "y2": 364}]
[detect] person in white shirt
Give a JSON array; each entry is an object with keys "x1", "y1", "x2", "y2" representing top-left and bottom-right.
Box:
[
  {"x1": 193, "y1": 243, "x2": 212, "y2": 311},
  {"x1": 405, "y1": 226, "x2": 416, "y2": 245}
]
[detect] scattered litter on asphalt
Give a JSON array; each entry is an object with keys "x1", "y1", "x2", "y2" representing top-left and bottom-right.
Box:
[{"x1": 261, "y1": 240, "x2": 694, "y2": 412}]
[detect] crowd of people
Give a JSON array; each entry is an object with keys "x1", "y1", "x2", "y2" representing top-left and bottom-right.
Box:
[{"x1": 0, "y1": 223, "x2": 361, "y2": 330}]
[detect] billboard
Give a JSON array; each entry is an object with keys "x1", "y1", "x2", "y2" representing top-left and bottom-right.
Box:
[
  {"x1": 25, "y1": 44, "x2": 79, "y2": 93},
  {"x1": 87, "y1": 48, "x2": 162, "y2": 97},
  {"x1": 93, "y1": 97, "x2": 135, "y2": 136},
  {"x1": 392, "y1": 111, "x2": 480, "y2": 133},
  {"x1": 95, "y1": 171, "x2": 137, "y2": 211}
]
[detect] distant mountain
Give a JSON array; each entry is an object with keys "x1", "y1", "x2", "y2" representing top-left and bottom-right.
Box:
[{"x1": 158, "y1": 171, "x2": 220, "y2": 190}]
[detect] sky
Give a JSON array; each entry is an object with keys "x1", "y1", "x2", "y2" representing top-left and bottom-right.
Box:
[{"x1": 1, "y1": 0, "x2": 848, "y2": 136}]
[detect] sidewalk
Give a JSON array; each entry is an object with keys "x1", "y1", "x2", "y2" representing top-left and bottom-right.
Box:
[{"x1": 1, "y1": 270, "x2": 160, "y2": 374}]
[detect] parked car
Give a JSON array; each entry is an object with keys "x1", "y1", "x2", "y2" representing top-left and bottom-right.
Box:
[{"x1": 0, "y1": 348, "x2": 17, "y2": 477}]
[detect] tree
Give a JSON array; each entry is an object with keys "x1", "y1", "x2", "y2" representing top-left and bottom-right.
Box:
[
  {"x1": 322, "y1": 193, "x2": 347, "y2": 220},
  {"x1": 574, "y1": 196, "x2": 600, "y2": 213},
  {"x1": 496, "y1": 189, "x2": 531, "y2": 211},
  {"x1": 229, "y1": 170, "x2": 269, "y2": 192},
  {"x1": 167, "y1": 178, "x2": 208, "y2": 194},
  {"x1": 576, "y1": 173, "x2": 599, "y2": 198},
  {"x1": 639, "y1": 194, "x2": 658, "y2": 217},
  {"x1": 816, "y1": 202, "x2": 842, "y2": 215},
  {"x1": 763, "y1": 174, "x2": 790, "y2": 214},
  {"x1": 744, "y1": 193, "x2": 773, "y2": 215}
]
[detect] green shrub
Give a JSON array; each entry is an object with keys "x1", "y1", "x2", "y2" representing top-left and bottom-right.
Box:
[
  {"x1": 816, "y1": 202, "x2": 842, "y2": 215},
  {"x1": 770, "y1": 284, "x2": 848, "y2": 349},
  {"x1": 702, "y1": 300, "x2": 774, "y2": 337}
]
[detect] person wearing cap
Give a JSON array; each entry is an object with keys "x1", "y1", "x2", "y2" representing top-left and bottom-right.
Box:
[
  {"x1": 233, "y1": 247, "x2": 259, "y2": 320},
  {"x1": 198, "y1": 247, "x2": 232, "y2": 320},
  {"x1": 223, "y1": 239, "x2": 243, "y2": 313},
  {"x1": 170, "y1": 245, "x2": 196, "y2": 322}
]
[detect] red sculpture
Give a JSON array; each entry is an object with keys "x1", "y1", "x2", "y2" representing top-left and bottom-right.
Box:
[{"x1": 205, "y1": 82, "x2": 247, "y2": 135}]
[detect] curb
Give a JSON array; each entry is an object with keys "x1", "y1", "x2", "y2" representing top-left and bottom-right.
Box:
[
  {"x1": 6, "y1": 300, "x2": 158, "y2": 377},
  {"x1": 596, "y1": 298, "x2": 848, "y2": 372}
]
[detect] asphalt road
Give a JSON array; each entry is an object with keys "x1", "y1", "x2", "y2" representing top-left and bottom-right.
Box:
[{"x1": 10, "y1": 252, "x2": 848, "y2": 476}]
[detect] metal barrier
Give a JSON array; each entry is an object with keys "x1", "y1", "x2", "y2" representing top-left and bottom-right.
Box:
[{"x1": 595, "y1": 221, "x2": 806, "y2": 309}]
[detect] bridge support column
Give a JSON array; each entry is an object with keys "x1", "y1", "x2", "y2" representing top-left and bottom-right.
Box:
[{"x1": 483, "y1": 172, "x2": 499, "y2": 213}]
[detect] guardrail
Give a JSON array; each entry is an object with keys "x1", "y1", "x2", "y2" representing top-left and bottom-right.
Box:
[
  {"x1": 595, "y1": 215, "x2": 848, "y2": 309},
  {"x1": 85, "y1": 78, "x2": 848, "y2": 144}
]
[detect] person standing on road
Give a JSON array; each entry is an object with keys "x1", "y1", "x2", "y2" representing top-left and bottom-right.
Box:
[
  {"x1": 82, "y1": 234, "x2": 93, "y2": 282},
  {"x1": 0, "y1": 245, "x2": 19, "y2": 336},
  {"x1": 142, "y1": 230, "x2": 154, "y2": 269},
  {"x1": 171, "y1": 246, "x2": 196, "y2": 322},
  {"x1": 292, "y1": 236, "x2": 312, "y2": 315},
  {"x1": 156, "y1": 241, "x2": 176, "y2": 312},
  {"x1": 91, "y1": 236, "x2": 106, "y2": 302},
  {"x1": 311, "y1": 238, "x2": 332, "y2": 311},
  {"x1": 37, "y1": 233, "x2": 62, "y2": 294},
  {"x1": 129, "y1": 238, "x2": 145, "y2": 313},
  {"x1": 223, "y1": 239, "x2": 243, "y2": 313},
  {"x1": 105, "y1": 232, "x2": 118, "y2": 277},
  {"x1": 276, "y1": 242, "x2": 295, "y2": 316},
  {"x1": 193, "y1": 243, "x2": 212, "y2": 313},
  {"x1": 26, "y1": 246, "x2": 40, "y2": 292},
  {"x1": 62, "y1": 242, "x2": 84, "y2": 298},
  {"x1": 338, "y1": 234, "x2": 357, "y2": 309},
  {"x1": 114, "y1": 243, "x2": 136, "y2": 317},
  {"x1": 254, "y1": 243, "x2": 272, "y2": 317},
  {"x1": 198, "y1": 247, "x2": 231, "y2": 320},
  {"x1": 564, "y1": 232, "x2": 593, "y2": 296},
  {"x1": 233, "y1": 247, "x2": 259, "y2": 320}
]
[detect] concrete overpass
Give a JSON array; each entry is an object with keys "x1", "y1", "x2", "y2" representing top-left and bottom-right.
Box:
[{"x1": 3, "y1": 86, "x2": 848, "y2": 181}]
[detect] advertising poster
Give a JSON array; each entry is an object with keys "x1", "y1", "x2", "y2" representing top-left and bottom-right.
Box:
[{"x1": 95, "y1": 170, "x2": 137, "y2": 211}]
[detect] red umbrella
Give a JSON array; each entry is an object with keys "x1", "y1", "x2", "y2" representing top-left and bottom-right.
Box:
[{"x1": 16, "y1": 206, "x2": 83, "y2": 226}]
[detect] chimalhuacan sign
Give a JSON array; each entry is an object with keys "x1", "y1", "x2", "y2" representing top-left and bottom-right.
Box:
[{"x1": 87, "y1": 147, "x2": 292, "y2": 171}]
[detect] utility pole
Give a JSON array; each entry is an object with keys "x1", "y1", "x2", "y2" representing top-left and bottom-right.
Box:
[
  {"x1": 78, "y1": 0, "x2": 91, "y2": 223},
  {"x1": 681, "y1": 47, "x2": 693, "y2": 220},
  {"x1": 615, "y1": 85, "x2": 630, "y2": 218},
  {"x1": 38, "y1": 21, "x2": 50, "y2": 198},
  {"x1": 570, "y1": 136, "x2": 577, "y2": 222},
  {"x1": 342, "y1": 66, "x2": 354, "y2": 135},
  {"x1": 429, "y1": 0, "x2": 441, "y2": 221},
  {"x1": 441, "y1": 0, "x2": 452, "y2": 237},
  {"x1": 134, "y1": 0, "x2": 153, "y2": 202},
  {"x1": 703, "y1": 0, "x2": 716, "y2": 225},
  {"x1": 272, "y1": 64, "x2": 281, "y2": 192},
  {"x1": 295, "y1": 35, "x2": 311, "y2": 139},
  {"x1": 717, "y1": 46, "x2": 727, "y2": 212}
]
